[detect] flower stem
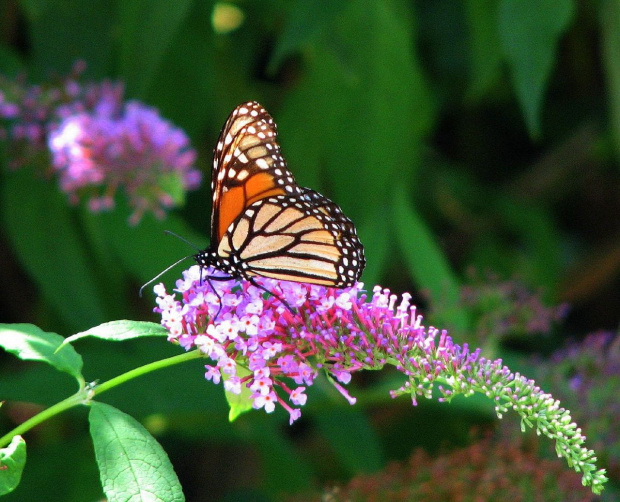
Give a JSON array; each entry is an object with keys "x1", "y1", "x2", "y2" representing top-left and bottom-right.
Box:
[
  {"x1": 0, "y1": 349, "x2": 204, "y2": 448},
  {"x1": 0, "y1": 393, "x2": 85, "y2": 448},
  {"x1": 94, "y1": 349, "x2": 204, "y2": 396}
]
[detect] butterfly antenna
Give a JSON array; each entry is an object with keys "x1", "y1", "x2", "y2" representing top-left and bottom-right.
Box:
[
  {"x1": 163, "y1": 230, "x2": 202, "y2": 251},
  {"x1": 139, "y1": 255, "x2": 192, "y2": 297}
]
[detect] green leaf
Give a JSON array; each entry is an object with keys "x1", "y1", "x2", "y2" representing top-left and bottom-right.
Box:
[
  {"x1": 0, "y1": 170, "x2": 108, "y2": 332},
  {"x1": 280, "y1": 0, "x2": 433, "y2": 216},
  {"x1": 118, "y1": 0, "x2": 194, "y2": 98},
  {"x1": 89, "y1": 402, "x2": 184, "y2": 502},
  {"x1": 465, "y1": 0, "x2": 503, "y2": 100},
  {"x1": 498, "y1": 0, "x2": 575, "y2": 138},
  {"x1": 77, "y1": 205, "x2": 131, "y2": 322},
  {"x1": 489, "y1": 196, "x2": 563, "y2": 291},
  {"x1": 392, "y1": 187, "x2": 468, "y2": 333},
  {"x1": 145, "y1": 1, "x2": 216, "y2": 139},
  {"x1": 0, "y1": 44, "x2": 24, "y2": 75},
  {"x1": 0, "y1": 436, "x2": 26, "y2": 496},
  {"x1": 600, "y1": 0, "x2": 620, "y2": 161},
  {"x1": 225, "y1": 365, "x2": 254, "y2": 422},
  {"x1": 357, "y1": 205, "x2": 392, "y2": 287},
  {"x1": 0, "y1": 323, "x2": 83, "y2": 382},
  {"x1": 22, "y1": 0, "x2": 114, "y2": 78},
  {"x1": 268, "y1": 0, "x2": 350, "y2": 73},
  {"x1": 316, "y1": 408, "x2": 384, "y2": 473},
  {"x1": 95, "y1": 200, "x2": 206, "y2": 289},
  {"x1": 62, "y1": 321, "x2": 167, "y2": 348}
]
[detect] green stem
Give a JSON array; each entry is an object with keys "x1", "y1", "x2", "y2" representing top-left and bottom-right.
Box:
[
  {"x1": 0, "y1": 349, "x2": 204, "y2": 448},
  {"x1": 94, "y1": 349, "x2": 204, "y2": 396},
  {"x1": 0, "y1": 393, "x2": 85, "y2": 448}
]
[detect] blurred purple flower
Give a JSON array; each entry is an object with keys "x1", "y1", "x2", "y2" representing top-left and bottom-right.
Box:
[
  {"x1": 49, "y1": 98, "x2": 200, "y2": 223},
  {"x1": 534, "y1": 331, "x2": 620, "y2": 480},
  {"x1": 1, "y1": 62, "x2": 201, "y2": 223},
  {"x1": 455, "y1": 270, "x2": 568, "y2": 345},
  {"x1": 154, "y1": 267, "x2": 607, "y2": 492}
]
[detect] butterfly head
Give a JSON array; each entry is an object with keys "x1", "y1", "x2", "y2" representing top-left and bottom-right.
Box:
[{"x1": 194, "y1": 247, "x2": 222, "y2": 272}]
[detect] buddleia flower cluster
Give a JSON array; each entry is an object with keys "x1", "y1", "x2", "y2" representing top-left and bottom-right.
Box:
[
  {"x1": 459, "y1": 271, "x2": 569, "y2": 344},
  {"x1": 0, "y1": 61, "x2": 201, "y2": 224},
  {"x1": 154, "y1": 266, "x2": 608, "y2": 494}
]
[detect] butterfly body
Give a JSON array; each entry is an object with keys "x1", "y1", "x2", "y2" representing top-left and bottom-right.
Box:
[{"x1": 195, "y1": 101, "x2": 365, "y2": 288}]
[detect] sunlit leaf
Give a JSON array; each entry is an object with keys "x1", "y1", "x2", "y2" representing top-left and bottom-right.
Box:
[
  {"x1": 225, "y1": 365, "x2": 253, "y2": 422},
  {"x1": 0, "y1": 323, "x2": 83, "y2": 382},
  {"x1": 89, "y1": 402, "x2": 184, "y2": 502},
  {"x1": 0, "y1": 436, "x2": 26, "y2": 496},
  {"x1": 61, "y1": 321, "x2": 167, "y2": 348}
]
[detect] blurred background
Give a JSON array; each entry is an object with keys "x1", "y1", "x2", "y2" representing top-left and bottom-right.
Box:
[{"x1": 0, "y1": 1, "x2": 619, "y2": 500}]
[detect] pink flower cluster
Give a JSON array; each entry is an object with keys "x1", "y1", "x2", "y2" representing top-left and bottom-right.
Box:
[
  {"x1": 1, "y1": 62, "x2": 101, "y2": 162},
  {"x1": 48, "y1": 94, "x2": 200, "y2": 223},
  {"x1": 152, "y1": 267, "x2": 608, "y2": 494},
  {"x1": 460, "y1": 271, "x2": 569, "y2": 344},
  {"x1": 0, "y1": 62, "x2": 201, "y2": 224},
  {"x1": 153, "y1": 265, "x2": 492, "y2": 424},
  {"x1": 154, "y1": 266, "x2": 366, "y2": 423}
]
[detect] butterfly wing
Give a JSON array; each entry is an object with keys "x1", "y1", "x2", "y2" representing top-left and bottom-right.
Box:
[
  {"x1": 201, "y1": 101, "x2": 365, "y2": 287},
  {"x1": 216, "y1": 188, "x2": 365, "y2": 287},
  {"x1": 211, "y1": 101, "x2": 300, "y2": 244}
]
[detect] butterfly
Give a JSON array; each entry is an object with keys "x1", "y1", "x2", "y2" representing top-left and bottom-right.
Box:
[{"x1": 194, "y1": 101, "x2": 365, "y2": 291}]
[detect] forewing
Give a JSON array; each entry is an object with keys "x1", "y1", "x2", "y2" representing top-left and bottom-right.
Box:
[{"x1": 211, "y1": 101, "x2": 300, "y2": 243}]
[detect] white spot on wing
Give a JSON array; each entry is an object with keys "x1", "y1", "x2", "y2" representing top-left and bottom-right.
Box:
[{"x1": 256, "y1": 158, "x2": 270, "y2": 169}]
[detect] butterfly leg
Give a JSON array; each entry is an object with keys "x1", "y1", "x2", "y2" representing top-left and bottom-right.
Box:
[{"x1": 247, "y1": 277, "x2": 295, "y2": 314}]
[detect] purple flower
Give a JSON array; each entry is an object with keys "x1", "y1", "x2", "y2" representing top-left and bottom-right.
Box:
[
  {"x1": 534, "y1": 331, "x2": 620, "y2": 478},
  {"x1": 1, "y1": 62, "x2": 201, "y2": 224},
  {"x1": 154, "y1": 267, "x2": 607, "y2": 493},
  {"x1": 452, "y1": 270, "x2": 569, "y2": 345},
  {"x1": 48, "y1": 98, "x2": 200, "y2": 223}
]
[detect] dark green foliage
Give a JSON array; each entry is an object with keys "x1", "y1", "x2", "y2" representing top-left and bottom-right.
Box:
[{"x1": 1, "y1": 0, "x2": 618, "y2": 500}]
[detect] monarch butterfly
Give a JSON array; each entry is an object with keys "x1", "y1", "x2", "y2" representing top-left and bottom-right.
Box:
[{"x1": 194, "y1": 101, "x2": 365, "y2": 290}]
